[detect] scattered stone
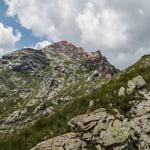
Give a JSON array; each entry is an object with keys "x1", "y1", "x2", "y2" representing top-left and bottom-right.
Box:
[
  {"x1": 118, "y1": 87, "x2": 125, "y2": 96},
  {"x1": 35, "y1": 103, "x2": 46, "y2": 112},
  {"x1": 42, "y1": 106, "x2": 53, "y2": 115},
  {"x1": 52, "y1": 96, "x2": 71, "y2": 105},
  {"x1": 87, "y1": 70, "x2": 100, "y2": 81},
  {"x1": 132, "y1": 75, "x2": 147, "y2": 89},
  {"x1": 138, "y1": 89, "x2": 150, "y2": 100},
  {"x1": 89, "y1": 100, "x2": 94, "y2": 108},
  {"x1": 129, "y1": 99, "x2": 150, "y2": 149}
]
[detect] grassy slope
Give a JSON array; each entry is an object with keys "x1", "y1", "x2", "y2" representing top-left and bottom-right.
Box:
[{"x1": 0, "y1": 55, "x2": 149, "y2": 150}]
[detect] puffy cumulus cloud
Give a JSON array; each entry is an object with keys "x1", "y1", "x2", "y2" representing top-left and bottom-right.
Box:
[
  {"x1": 110, "y1": 47, "x2": 150, "y2": 69},
  {"x1": 34, "y1": 40, "x2": 52, "y2": 49},
  {"x1": 4, "y1": 0, "x2": 150, "y2": 69},
  {"x1": 76, "y1": 2, "x2": 127, "y2": 49},
  {"x1": 0, "y1": 22, "x2": 21, "y2": 57},
  {"x1": 4, "y1": 0, "x2": 86, "y2": 42}
]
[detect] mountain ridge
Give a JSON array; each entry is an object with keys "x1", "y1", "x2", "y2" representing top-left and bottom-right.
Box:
[{"x1": 0, "y1": 42, "x2": 149, "y2": 150}]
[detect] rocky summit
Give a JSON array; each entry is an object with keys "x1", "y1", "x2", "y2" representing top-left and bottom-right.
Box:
[{"x1": 0, "y1": 41, "x2": 149, "y2": 150}]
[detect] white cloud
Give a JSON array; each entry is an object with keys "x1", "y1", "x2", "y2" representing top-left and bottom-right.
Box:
[
  {"x1": 138, "y1": 9, "x2": 144, "y2": 15},
  {"x1": 0, "y1": 48, "x2": 5, "y2": 57},
  {"x1": 34, "y1": 40, "x2": 52, "y2": 49},
  {"x1": 76, "y1": 2, "x2": 127, "y2": 49},
  {"x1": 0, "y1": 22, "x2": 21, "y2": 56},
  {"x1": 4, "y1": 0, "x2": 86, "y2": 42},
  {"x1": 4, "y1": 0, "x2": 150, "y2": 69}
]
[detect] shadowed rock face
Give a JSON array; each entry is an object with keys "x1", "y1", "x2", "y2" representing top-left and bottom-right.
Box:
[{"x1": 0, "y1": 48, "x2": 50, "y2": 72}]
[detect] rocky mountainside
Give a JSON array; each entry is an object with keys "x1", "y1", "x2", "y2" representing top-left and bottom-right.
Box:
[
  {"x1": 0, "y1": 41, "x2": 149, "y2": 150},
  {"x1": 0, "y1": 41, "x2": 117, "y2": 137}
]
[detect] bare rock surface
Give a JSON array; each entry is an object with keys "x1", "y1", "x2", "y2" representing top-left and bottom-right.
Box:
[
  {"x1": 68, "y1": 109, "x2": 130, "y2": 150},
  {"x1": 127, "y1": 75, "x2": 147, "y2": 94},
  {"x1": 130, "y1": 99, "x2": 150, "y2": 150},
  {"x1": 30, "y1": 132, "x2": 87, "y2": 150}
]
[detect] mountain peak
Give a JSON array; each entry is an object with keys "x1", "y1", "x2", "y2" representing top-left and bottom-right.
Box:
[{"x1": 0, "y1": 42, "x2": 149, "y2": 150}]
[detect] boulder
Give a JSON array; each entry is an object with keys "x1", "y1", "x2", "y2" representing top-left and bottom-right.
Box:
[
  {"x1": 132, "y1": 75, "x2": 147, "y2": 89},
  {"x1": 68, "y1": 109, "x2": 130, "y2": 149},
  {"x1": 118, "y1": 87, "x2": 125, "y2": 96},
  {"x1": 127, "y1": 75, "x2": 146, "y2": 94},
  {"x1": 30, "y1": 132, "x2": 87, "y2": 150},
  {"x1": 89, "y1": 100, "x2": 94, "y2": 108},
  {"x1": 87, "y1": 70, "x2": 100, "y2": 81},
  {"x1": 127, "y1": 80, "x2": 136, "y2": 94},
  {"x1": 130, "y1": 99, "x2": 150, "y2": 149},
  {"x1": 35, "y1": 103, "x2": 46, "y2": 112},
  {"x1": 138, "y1": 89, "x2": 150, "y2": 100}
]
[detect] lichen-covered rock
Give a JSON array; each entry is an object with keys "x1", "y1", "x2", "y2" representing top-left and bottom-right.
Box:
[
  {"x1": 127, "y1": 75, "x2": 146, "y2": 94},
  {"x1": 130, "y1": 99, "x2": 150, "y2": 150},
  {"x1": 100, "y1": 119, "x2": 129, "y2": 147},
  {"x1": 138, "y1": 88, "x2": 150, "y2": 100},
  {"x1": 68, "y1": 109, "x2": 130, "y2": 149},
  {"x1": 132, "y1": 75, "x2": 147, "y2": 89},
  {"x1": 1, "y1": 49, "x2": 50, "y2": 72},
  {"x1": 30, "y1": 132, "x2": 87, "y2": 150},
  {"x1": 89, "y1": 100, "x2": 94, "y2": 108},
  {"x1": 118, "y1": 87, "x2": 125, "y2": 96},
  {"x1": 87, "y1": 70, "x2": 100, "y2": 81},
  {"x1": 35, "y1": 103, "x2": 47, "y2": 112},
  {"x1": 4, "y1": 109, "x2": 27, "y2": 124}
]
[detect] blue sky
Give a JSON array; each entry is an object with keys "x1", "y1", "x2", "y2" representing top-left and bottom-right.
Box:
[
  {"x1": 0, "y1": 0, "x2": 41, "y2": 49},
  {"x1": 0, "y1": 0, "x2": 150, "y2": 69}
]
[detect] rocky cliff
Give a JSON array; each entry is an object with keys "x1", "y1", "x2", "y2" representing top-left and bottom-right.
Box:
[{"x1": 0, "y1": 42, "x2": 149, "y2": 150}]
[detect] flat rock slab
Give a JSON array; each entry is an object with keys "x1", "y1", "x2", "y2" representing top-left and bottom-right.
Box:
[{"x1": 30, "y1": 132, "x2": 87, "y2": 150}]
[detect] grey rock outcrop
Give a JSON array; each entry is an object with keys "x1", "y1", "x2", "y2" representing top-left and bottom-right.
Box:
[
  {"x1": 87, "y1": 70, "x2": 100, "y2": 81},
  {"x1": 127, "y1": 75, "x2": 147, "y2": 94},
  {"x1": 1, "y1": 48, "x2": 50, "y2": 72},
  {"x1": 119, "y1": 75, "x2": 149, "y2": 101},
  {"x1": 30, "y1": 132, "x2": 87, "y2": 150},
  {"x1": 117, "y1": 75, "x2": 150, "y2": 150},
  {"x1": 118, "y1": 87, "x2": 126, "y2": 96},
  {"x1": 35, "y1": 103, "x2": 47, "y2": 112},
  {"x1": 4, "y1": 109, "x2": 27, "y2": 124},
  {"x1": 130, "y1": 99, "x2": 150, "y2": 150},
  {"x1": 68, "y1": 109, "x2": 130, "y2": 150},
  {"x1": 52, "y1": 96, "x2": 71, "y2": 105}
]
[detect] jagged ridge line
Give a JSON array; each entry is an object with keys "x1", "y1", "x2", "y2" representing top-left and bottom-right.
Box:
[{"x1": 55, "y1": 41, "x2": 112, "y2": 78}]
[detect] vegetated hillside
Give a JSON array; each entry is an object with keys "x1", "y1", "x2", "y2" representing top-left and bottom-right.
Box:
[
  {"x1": 0, "y1": 41, "x2": 118, "y2": 147},
  {"x1": 0, "y1": 42, "x2": 149, "y2": 150}
]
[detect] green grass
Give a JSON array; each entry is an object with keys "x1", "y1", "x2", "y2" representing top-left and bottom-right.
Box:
[{"x1": 0, "y1": 92, "x2": 7, "y2": 98}]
